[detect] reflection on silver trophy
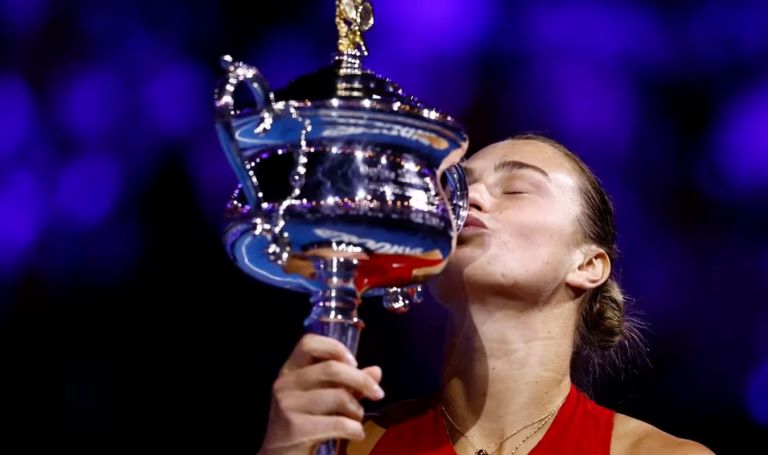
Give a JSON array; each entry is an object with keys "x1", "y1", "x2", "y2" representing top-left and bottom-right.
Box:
[{"x1": 214, "y1": 1, "x2": 469, "y2": 452}]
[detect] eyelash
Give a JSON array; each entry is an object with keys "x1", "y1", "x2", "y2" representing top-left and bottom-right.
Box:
[{"x1": 502, "y1": 191, "x2": 525, "y2": 195}]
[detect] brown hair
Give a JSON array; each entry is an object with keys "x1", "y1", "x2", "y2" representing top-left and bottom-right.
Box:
[{"x1": 511, "y1": 133, "x2": 647, "y2": 390}]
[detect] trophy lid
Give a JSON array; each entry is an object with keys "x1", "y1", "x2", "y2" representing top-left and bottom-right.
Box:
[
  {"x1": 273, "y1": 0, "x2": 460, "y2": 128},
  {"x1": 274, "y1": 58, "x2": 412, "y2": 106}
]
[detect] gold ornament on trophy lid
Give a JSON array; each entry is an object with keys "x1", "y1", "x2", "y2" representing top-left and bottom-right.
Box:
[{"x1": 336, "y1": 0, "x2": 374, "y2": 57}]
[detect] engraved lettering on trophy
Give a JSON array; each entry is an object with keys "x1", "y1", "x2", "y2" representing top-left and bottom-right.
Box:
[
  {"x1": 320, "y1": 124, "x2": 448, "y2": 149},
  {"x1": 314, "y1": 228, "x2": 424, "y2": 254}
]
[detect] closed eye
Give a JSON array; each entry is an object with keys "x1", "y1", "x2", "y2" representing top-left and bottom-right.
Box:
[{"x1": 502, "y1": 191, "x2": 526, "y2": 195}]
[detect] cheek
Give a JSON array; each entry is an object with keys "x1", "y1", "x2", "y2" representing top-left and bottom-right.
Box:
[
  {"x1": 490, "y1": 207, "x2": 577, "y2": 270},
  {"x1": 499, "y1": 205, "x2": 570, "y2": 246},
  {"x1": 436, "y1": 206, "x2": 579, "y2": 292}
]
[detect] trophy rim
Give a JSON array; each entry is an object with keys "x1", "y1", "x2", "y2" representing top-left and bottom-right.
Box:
[{"x1": 273, "y1": 99, "x2": 468, "y2": 142}]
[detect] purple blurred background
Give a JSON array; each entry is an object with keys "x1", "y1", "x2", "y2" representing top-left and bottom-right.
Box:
[{"x1": 1, "y1": 0, "x2": 767, "y2": 452}]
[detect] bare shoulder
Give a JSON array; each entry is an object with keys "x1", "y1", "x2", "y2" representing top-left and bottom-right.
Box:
[
  {"x1": 346, "y1": 397, "x2": 435, "y2": 455},
  {"x1": 611, "y1": 413, "x2": 715, "y2": 455}
]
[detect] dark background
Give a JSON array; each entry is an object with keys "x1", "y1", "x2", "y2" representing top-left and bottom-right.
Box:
[{"x1": 1, "y1": 0, "x2": 767, "y2": 453}]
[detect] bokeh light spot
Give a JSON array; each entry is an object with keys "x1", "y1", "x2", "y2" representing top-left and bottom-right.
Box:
[
  {"x1": 0, "y1": 73, "x2": 34, "y2": 161},
  {"x1": 514, "y1": 61, "x2": 637, "y2": 164},
  {"x1": 54, "y1": 153, "x2": 123, "y2": 229},
  {"x1": 519, "y1": 3, "x2": 666, "y2": 67},
  {"x1": 0, "y1": 170, "x2": 45, "y2": 274},
  {"x1": 56, "y1": 68, "x2": 126, "y2": 142},
  {"x1": 683, "y1": 3, "x2": 768, "y2": 71},
  {"x1": 141, "y1": 59, "x2": 208, "y2": 139},
  {"x1": 368, "y1": 0, "x2": 496, "y2": 58},
  {"x1": 712, "y1": 82, "x2": 768, "y2": 192}
]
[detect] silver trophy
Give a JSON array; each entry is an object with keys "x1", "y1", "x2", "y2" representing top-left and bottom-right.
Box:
[{"x1": 214, "y1": 1, "x2": 468, "y2": 453}]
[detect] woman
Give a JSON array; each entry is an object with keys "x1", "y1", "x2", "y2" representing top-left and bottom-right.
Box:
[{"x1": 257, "y1": 135, "x2": 713, "y2": 454}]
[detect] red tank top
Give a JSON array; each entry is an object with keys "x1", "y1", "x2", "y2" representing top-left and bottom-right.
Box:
[{"x1": 369, "y1": 384, "x2": 615, "y2": 455}]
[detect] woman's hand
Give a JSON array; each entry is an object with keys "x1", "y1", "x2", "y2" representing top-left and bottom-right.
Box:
[{"x1": 258, "y1": 334, "x2": 385, "y2": 455}]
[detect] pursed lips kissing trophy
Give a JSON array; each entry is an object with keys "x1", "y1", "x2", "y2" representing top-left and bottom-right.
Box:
[{"x1": 214, "y1": 1, "x2": 469, "y2": 453}]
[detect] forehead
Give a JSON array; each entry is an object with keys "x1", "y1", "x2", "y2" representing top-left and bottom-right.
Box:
[{"x1": 466, "y1": 139, "x2": 580, "y2": 177}]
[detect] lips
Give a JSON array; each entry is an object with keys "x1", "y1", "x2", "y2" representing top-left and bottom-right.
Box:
[{"x1": 461, "y1": 213, "x2": 488, "y2": 231}]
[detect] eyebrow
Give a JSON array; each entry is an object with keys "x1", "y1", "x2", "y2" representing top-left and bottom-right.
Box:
[
  {"x1": 460, "y1": 160, "x2": 550, "y2": 183},
  {"x1": 493, "y1": 159, "x2": 550, "y2": 179}
]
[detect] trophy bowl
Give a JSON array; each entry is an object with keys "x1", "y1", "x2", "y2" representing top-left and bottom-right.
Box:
[{"x1": 214, "y1": 1, "x2": 468, "y2": 453}]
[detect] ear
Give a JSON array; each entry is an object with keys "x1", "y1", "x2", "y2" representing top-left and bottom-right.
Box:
[{"x1": 565, "y1": 246, "x2": 611, "y2": 292}]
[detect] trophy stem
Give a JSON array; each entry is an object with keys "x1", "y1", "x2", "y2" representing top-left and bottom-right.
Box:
[{"x1": 304, "y1": 256, "x2": 365, "y2": 455}]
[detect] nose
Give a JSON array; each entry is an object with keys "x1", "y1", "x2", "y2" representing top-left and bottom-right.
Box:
[{"x1": 467, "y1": 182, "x2": 490, "y2": 213}]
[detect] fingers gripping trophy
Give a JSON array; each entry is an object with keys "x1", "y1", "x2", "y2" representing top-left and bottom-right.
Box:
[{"x1": 214, "y1": 1, "x2": 469, "y2": 453}]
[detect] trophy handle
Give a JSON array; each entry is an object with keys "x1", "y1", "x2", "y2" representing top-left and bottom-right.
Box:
[
  {"x1": 443, "y1": 164, "x2": 469, "y2": 233},
  {"x1": 215, "y1": 54, "x2": 275, "y2": 209}
]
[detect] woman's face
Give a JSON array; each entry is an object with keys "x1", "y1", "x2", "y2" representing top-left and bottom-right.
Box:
[{"x1": 430, "y1": 139, "x2": 587, "y2": 306}]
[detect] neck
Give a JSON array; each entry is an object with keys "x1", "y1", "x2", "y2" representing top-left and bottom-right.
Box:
[{"x1": 439, "y1": 292, "x2": 577, "y2": 450}]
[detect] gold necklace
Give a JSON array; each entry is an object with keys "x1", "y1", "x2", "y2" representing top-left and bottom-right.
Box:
[
  {"x1": 440, "y1": 394, "x2": 567, "y2": 455},
  {"x1": 507, "y1": 411, "x2": 555, "y2": 454}
]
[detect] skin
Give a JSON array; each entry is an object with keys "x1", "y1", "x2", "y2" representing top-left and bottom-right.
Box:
[
  {"x1": 426, "y1": 138, "x2": 604, "y2": 454},
  {"x1": 260, "y1": 139, "x2": 713, "y2": 455},
  {"x1": 424, "y1": 139, "x2": 712, "y2": 454}
]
